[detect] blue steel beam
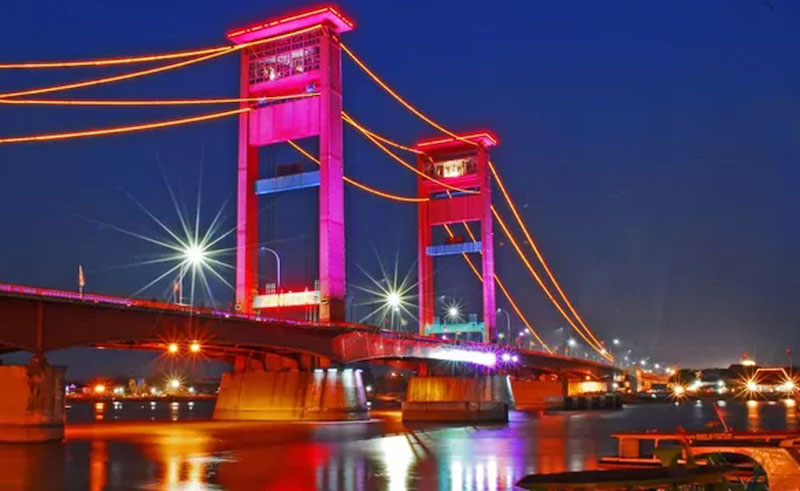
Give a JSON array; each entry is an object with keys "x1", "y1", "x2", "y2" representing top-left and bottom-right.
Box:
[
  {"x1": 255, "y1": 171, "x2": 321, "y2": 195},
  {"x1": 426, "y1": 241, "x2": 482, "y2": 257}
]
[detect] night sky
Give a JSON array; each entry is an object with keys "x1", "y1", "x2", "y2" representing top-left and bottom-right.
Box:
[{"x1": 0, "y1": 1, "x2": 798, "y2": 378}]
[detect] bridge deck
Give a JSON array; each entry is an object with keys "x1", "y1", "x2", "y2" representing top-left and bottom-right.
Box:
[{"x1": 0, "y1": 283, "x2": 618, "y2": 376}]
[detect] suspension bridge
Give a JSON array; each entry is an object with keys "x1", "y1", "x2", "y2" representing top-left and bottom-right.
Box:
[{"x1": 0, "y1": 6, "x2": 622, "y2": 440}]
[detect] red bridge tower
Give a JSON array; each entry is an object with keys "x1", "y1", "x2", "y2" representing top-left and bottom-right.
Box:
[
  {"x1": 228, "y1": 8, "x2": 353, "y2": 321},
  {"x1": 416, "y1": 133, "x2": 498, "y2": 342}
]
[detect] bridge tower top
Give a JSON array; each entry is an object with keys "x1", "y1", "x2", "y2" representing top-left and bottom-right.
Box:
[
  {"x1": 227, "y1": 7, "x2": 354, "y2": 44},
  {"x1": 230, "y1": 6, "x2": 353, "y2": 322},
  {"x1": 416, "y1": 131, "x2": 498, "y2": 343}
]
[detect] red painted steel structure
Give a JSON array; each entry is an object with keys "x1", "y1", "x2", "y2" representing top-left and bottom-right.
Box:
[
  {"x1": 0, "y1": 283, "x2": 618, "y2": 377},
  {"x1": 228, "y1": 7, "x2": 352, "y2": 321},
  {"x1": 416, "y1": 132, "x2": 498, "y2": 341}
]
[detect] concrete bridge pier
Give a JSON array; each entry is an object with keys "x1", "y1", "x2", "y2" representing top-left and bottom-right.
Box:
[
  {"x1": 213, "y1": 354, "x2": 368, "y2": 421},
  {"x1": 0, "y1": 355, "x2": 65, "y2": 442},
  {"x1": 510, "y1": 377, "x2": 566, "y2": 411},
  {"x1": 402, "y1": 374, "x2": 514, "y2": 422}
]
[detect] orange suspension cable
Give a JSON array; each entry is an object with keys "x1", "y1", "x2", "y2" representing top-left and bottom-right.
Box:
[
  {"x1": 341, "y1": 111, "x2": 424, "y2": 155},
  {"x1": 340, "y1": 43, "x2": 477, "y2": 147},
  {"x1": 286, "y1": 140, "x2": 429, "y2": 203},
  {"x1": 0, "y1": 46, "x2": 231, "y2": 69},
  {"x1": 0, "y1": 93, "x2": 318, "y2": 106},
  {"x1": 0, "y1": 50, "x2": 231, "y2": 100},
  {"x1": 0, "y1": 107, "x2": 250, "y2": 144},
  {"x1": 343, "y1": 43, "x2": 607, "y2": 357},
  {"x1": 0, "y1": 25, "x2": 321, "y2": 100},
  {"x1": 455, "y1": 220, "x2": 551, "y2": 351},
  {"x1": 342, "y1": 43, "x2": 608, "y2": 357},
  {"x1": 489, "y1": 161, "x2": 608, "y2": 353},
  {"x1": 492, "y1": 206, "x2": 612, "y2": 361},
  {"x1": 342, "y1": 111, "x2": 477, "y2": 194},
  {"x1": 441, "y1": 222, "x2": 551, "y2": 352}
]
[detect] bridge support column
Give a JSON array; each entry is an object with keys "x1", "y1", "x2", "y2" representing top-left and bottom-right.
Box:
[
  {"x1": 510, "y1": 378, "x2": 565, "y2": 411},
  {"x1": 0, "y1": 356, "x2": 65, "y2": 442},
  {"x1": 213, "y1": 368, "x2": 368, "y2": 421},
  {"x1": 402, "y1": 375, "x2": 513, "y2": 422}
]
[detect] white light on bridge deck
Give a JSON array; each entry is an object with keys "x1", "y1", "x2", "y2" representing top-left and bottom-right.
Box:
[{"x1": 431, "y1": 349, "x2": 496, "y2": 367}]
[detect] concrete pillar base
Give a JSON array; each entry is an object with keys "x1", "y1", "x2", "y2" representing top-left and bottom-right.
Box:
[
  {"x1": 0, "y1": 359, "x2": 66, "y2": 443},
  {"x1": 402, "y1": 375, "x2": 513, "y2": 422},
  {"x1": 213, "y1": 368, "x2": 368, "y2": 421},
  {"x1": 511, "y1": 379, "x2": 564, "y2": 411}
]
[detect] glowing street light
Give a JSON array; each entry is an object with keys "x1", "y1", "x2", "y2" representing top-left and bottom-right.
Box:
[
  {"x1": 567, "y1": 338, "x2": 577, "y2": 348},
  {"x1": 353, "y1": 254, "x2": 417, "y2": 331},
  {"x1": 94, "y1": 384, "x2": 106, "y2": 394},
  {"x1": 189, "y1": 341, "x2": 201, "y2": 353},
  {"x1": 167, "y1": 343, "x2": 179, "y2": 354},
  {"x1": 183, "y1": 243, "x2": 206, "y2": 266},
  {"x1": 385, "y1": 291, "x2": 402, "y2": 311},
  {"x1": 169, "y1": 379, "x2": 181, "y2": 389},
  {"x1": 612, "y1": 338, "x2": 620, "y2": 346}
]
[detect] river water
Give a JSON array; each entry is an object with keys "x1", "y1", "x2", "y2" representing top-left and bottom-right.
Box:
[{"x1": 0, "y1": 399, "x2": 795, "y2": 490}]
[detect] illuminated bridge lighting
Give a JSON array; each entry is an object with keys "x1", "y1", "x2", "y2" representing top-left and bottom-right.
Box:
[{"x1": 430, "y1": 349, "x2": 497, "y2": 367}]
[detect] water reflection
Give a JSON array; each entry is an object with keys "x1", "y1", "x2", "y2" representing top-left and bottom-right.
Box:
[
  {"x1": 378, "y1": 435, "x2": 415, "y2": 491},
  {"x1": 785, "y1": 399, "x2": 797, "y2": 430},
  {"x1": 747, "y1": 399, "x2": 761, "y2": 431},
  {"x1": 89, "y1": 440, "x2": 107, "y2": 491},
  {"x1": 2, "y1": 401, "x2": 794, "y2": 489}
]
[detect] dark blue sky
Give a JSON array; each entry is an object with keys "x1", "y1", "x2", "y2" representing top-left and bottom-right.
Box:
[{"x1": 0, "y1": 0, "x2": 798, "y2": 376}]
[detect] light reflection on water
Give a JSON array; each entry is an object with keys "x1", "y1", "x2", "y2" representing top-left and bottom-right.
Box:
[{"x1": 0, "y1": 400, "x2": 795, "y2": 489}]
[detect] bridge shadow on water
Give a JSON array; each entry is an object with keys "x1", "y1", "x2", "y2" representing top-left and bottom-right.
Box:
[{"x1": 0, "y1": 399, "x2": 796, "y2": 489}]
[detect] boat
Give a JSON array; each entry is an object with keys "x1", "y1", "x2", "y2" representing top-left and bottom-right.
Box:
[
  {"x1": 597, "y1": 430, "x2": 800, "y2": 489},
  {"x1": 516, "y1": 465, "x2": 736, "y2": 490}
]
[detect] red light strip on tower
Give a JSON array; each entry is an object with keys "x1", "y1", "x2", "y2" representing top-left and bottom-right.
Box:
[
  {"x1": 286, "y1": 140, "x2": 429, "y2": 203},
  {"x1": 0, "y1": 25, "x2": 322, "y2": 100},
  {"x1": 417, "y1": 132, "x2": 498, "y2": 148},
  {"x1": 227, "y1": 6, "x2": 354, "y2": 38},
  {"x1": 489, "y1": 161, "x2": 608, "y2": 355},
  {"x1": 0, "y1": 107, "x2": 250, "y2": 144}
]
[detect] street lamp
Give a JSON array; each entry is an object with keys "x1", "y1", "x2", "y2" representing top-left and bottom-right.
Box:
[
  {"x1": 177, "y1": 242, "x2": 207, "y2": 305},
  {"x1": 386, "y1": 291, "x2": 401, "y2": 311},
  {"x1": 446, "y1": 305, "x2": 461, "y2": 322},
  {"x1": 260, "y1": 246, "x2": 281, "y2": 288},
  {"x1": 497, "y1": 308, "x2": 511, "y2": 345},
  {"x1": 566, "y1": 338, "x2": 578, "y2": 356}
]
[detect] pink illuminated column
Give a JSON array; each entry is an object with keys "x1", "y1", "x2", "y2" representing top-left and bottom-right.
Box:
[
  {"x1": 477, "y1": 146, "x2": 496, "y2": 341},
  {"x1": 417, "y1": 201, "x2": 435, "y2": 330},
  {"x1": 235, "y1": 51, "x2": 259, "y2": 313},
  {"x1": 229, "y1": 8, "x2": 353, "y2": 321},
  {"x1": 318, "y1": 30, "x2": 346, "y2": 322},
  {"x1": 415, "y1": 133, "x2": 498, "y2": 342}
]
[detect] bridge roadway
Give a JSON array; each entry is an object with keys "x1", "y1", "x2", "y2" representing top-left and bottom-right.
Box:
[{"x1": 0, "y1": 283, "x2": 617, "y2": 378}]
